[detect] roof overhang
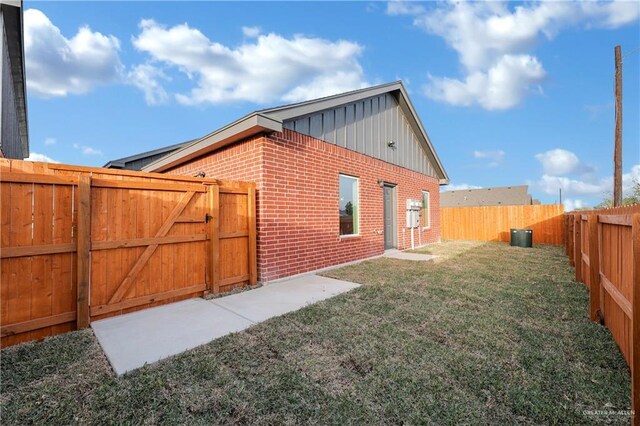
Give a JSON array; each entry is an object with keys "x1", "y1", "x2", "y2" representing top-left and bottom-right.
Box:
[
  {"x1": 143, "y1": 113, "x2": 282, "y2": 173},
  {"x1": 392, "y1": 84, "x2": 449, "y2": 184},
  {"x1": 104, "y1": 140, "x2": 192, "y2": 169}
]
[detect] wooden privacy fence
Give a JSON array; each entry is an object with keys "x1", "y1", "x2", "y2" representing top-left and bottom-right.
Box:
[
  {"x1": 0, "y1": 159, "x2": 256, "y2": 347},
  {"x1": 564, "y1": 205, "x2": 640, "y2": 425},
  {"x1": 441, "y1": 204, "x2": 564, "y2": 245}
]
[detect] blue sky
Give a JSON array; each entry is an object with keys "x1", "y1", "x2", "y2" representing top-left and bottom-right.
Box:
[{"x1": 24, "y1": 1, "x2": 640, "y2": 210}]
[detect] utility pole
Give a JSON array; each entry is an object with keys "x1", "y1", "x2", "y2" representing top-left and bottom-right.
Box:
[
  {"x1": 559, "y1": 188, "x2": 562, "y2": 206},
  {"x1": 613, "y1": 45, "x2": 623, "y2": 207}
]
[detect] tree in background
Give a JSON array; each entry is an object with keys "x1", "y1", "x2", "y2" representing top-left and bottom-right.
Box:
[
  {"x1": 345, "y1": 201, "x2": 353, "y2": 216},
  {"x1": 595, "y1": 178, "x2": 640, "y2": 208}
]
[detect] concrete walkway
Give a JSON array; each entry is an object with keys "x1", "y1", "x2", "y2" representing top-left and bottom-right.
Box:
[
  {"x1": 92, "y1": 275, "x2": 360, "y2": 376},
  {"x1": 384, "y1": 251, "x2": 438, "y2": 261}
]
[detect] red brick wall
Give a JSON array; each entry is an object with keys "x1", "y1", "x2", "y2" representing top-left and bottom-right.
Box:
[{"x1": 167, "y1": 129, "x2": 441, "y2": 282}]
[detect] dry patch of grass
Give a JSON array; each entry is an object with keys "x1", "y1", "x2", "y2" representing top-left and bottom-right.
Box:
[{"x1": 1, "y1": 241, "x2": 631, "y2": 425}]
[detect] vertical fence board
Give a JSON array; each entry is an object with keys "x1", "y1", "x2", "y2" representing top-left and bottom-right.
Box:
[
  {"x1": 76, "y1": 176, "x2": 91, "y2": 329},
  {"x1": 248, "y1": 186, "x2": 257, "y2": 286},
  {"x1": 574, "y1": 214, "x2": 582, "y2": 283},
  {"x1": 588, "y1": 215, "x2": 600, "y2": 321},
  {"x1": 210, "y1": 185, "x2": 220, "y2": 294}
]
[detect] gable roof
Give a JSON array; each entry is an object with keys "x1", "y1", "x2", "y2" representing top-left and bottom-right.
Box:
[
  {"x1": 143, "y1": 81, "x2": 448, "y2": 183},
  {"x1": 104, "y1": 141, "x2": 192, "y2": 170}
]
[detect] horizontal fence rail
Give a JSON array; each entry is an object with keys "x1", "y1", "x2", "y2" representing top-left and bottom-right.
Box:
[
  {"x1": 0, "y1": 159, "x2": 257, "y2": 348},
  {"x1": 563, "y1": 205, "x2": 640, "y2": 425},
  {"x1": 441, "y1": 204, "x2": 564, "y2": 245}
]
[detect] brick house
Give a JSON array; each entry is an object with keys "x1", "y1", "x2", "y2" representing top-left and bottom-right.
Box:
[{"x1": 141, "y1": 82, "x2": 448, "y2": 282}]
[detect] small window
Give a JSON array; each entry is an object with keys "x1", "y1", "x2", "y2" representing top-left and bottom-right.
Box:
[
  {"x1": 339, "y1": 174, "x2": 359, "y2": 236},
  {"x1": 421, "y1": 190, "x2": 430, "y2": 229}
]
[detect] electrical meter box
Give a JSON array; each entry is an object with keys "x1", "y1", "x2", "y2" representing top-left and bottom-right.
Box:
[{"x1": 405, "y1": 199, "x2": 421, "y2": 228}]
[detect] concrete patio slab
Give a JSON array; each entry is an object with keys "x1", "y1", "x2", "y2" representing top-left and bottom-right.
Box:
[
  {"x1": 210, "y1": 274, "x2": 360, "y2": 323},
  {"x1": 92, "y1": 275, "x2": 359, "y2": 376},
  {"x1": 92, "y1": 298, "x2": 253, "y2": 376},
  {"x1": 384, "y1": 251, "x2": 438, "y2": 261}
]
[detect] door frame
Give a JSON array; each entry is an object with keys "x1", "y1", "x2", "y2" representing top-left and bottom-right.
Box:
[{"x1": 383, "y1": 183, "x2": 397, "y2": 250}]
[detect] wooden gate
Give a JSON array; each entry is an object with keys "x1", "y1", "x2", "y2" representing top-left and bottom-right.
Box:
[{"x1": 0, "y1": 160, "x2": 256, "y2": 346}]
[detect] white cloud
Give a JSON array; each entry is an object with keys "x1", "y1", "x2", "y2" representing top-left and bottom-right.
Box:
[
  {"x1": 534, "y1": 148, "x2": 596, "y2": 176},
  {"x1": 442, "y1": 183, "x2": 482, "y2": 192},
  {"x1": 535, "y1": 174, "x2": 605, "y2": 196},
  {"x1": 473, "y1": 149, "x2": 505, "y2": 167},
  {"x1": 402, "y1": 1, "x2": 640, "y2": 110},
  {"x1": 128, "y1": 64, "x2": 170, "y2": 105},
  {"x1": 529, "y1": 164, "x2": 640, "y2": 197},
  {"x1": 26, "y1": 152, "x2": 58, "y2": 163},
  {"x1": 282, "y1": 72, "x2": 369, "y2": 103},
  {"x1": 44, "y1": 137, "x2": 57, "y2": 146},
  {"x1": 132, "y1": 19, "x2": 369, "y2": 105},
  {"x1": 623, "y1": 165, "x2": 640, "y2": 194},
  {"x1": 584, "y1": 102, "x2": 613, "y2": 120},
  {"x1": 386, "y1": 1, "x2": 425, "y2": 16},
  {"x1": 241, "y1": 26, "x2": 261, "y2": 38},
  {"x1": 424, "y1": 54, "x2": 545, "y2": 110},
  {"x1": 535, "y1": 149, "x2": 580, "y2": 176},
  {"x1": 73, "y1": 144, "x2": 103, "y2": 156},
  {"x1": 563, "y1": 198, "x2": 586, "y2": 212},
  {"x1": 582, "y1": 0, "x2": 640, "y2": 28},
  {"x1": 24, "y1": 9, "x2": 123, "y2": 97}
]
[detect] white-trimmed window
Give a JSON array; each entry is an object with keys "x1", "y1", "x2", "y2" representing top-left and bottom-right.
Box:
[
  {"x1": 421, "y1": 190, "x2": 431, "y2": 229},
  {"x1": 339, "y1": 174, "x2": 359, "y2": 236}
]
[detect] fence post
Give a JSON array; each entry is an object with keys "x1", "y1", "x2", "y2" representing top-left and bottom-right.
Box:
[
  {"x1": 574, "y1": 214, "x2": 582, "y2": 282},
  {"x1": 568, "y1": 217, "x2": 575, "y2": 266},
  {"x1": 632, "y1": 213, "x2": 639, "y2": 426},
  {"x1": 76, "y1": 175, "x2": 91, "y2": 329},
  {"x1": 563, "y1": 215, "x2": 569, "y2": 253},
  {"x1": 209, "y1": 185, "x2": 220, "y2": 294},
  {"x1": 247, "y1": 185, "x2": 257, "y2": 286},
  {"x1": 587, "y1": 215, "x2": 601, "y2": 321}
]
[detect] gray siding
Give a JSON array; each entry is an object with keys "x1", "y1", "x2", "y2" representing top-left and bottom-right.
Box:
[
  {"x1": 123, "y1": 151, "x2": 179, "y2": 171},
  {"x1": 283, "y1": 93, "x2": 437, "y2": 178},
  {"x1": 0, "y1": 11, "x2": 22, "y2": 159},
  {"x1": 1, "y1": 31, "x2": 19, "y2": 158}
]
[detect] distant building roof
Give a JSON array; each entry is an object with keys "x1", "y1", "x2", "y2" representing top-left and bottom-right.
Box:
[
  {"x1": 104, "y1": 141, "x2": 193, "y2": 171},
  {"x1": 441, "y1": 185, "x2": 535, "y2": 207}
]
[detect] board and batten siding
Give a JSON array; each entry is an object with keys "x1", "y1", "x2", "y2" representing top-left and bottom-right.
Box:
[
  {"x1": 282, "y1": 93, "x2": 437, "y2": 178},
  {"x1": 1, "y1": 11, "x2": 22, "y2": 159}
]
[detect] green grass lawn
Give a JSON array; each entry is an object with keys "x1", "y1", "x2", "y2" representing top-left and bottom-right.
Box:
[{"x1": 0, "y1": 241, "x2": 631, "y2": 425}]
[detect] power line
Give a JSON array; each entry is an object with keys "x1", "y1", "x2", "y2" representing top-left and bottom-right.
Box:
[{"x1": 623, "y1": 47, "x2": 640, "y2": 59}]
